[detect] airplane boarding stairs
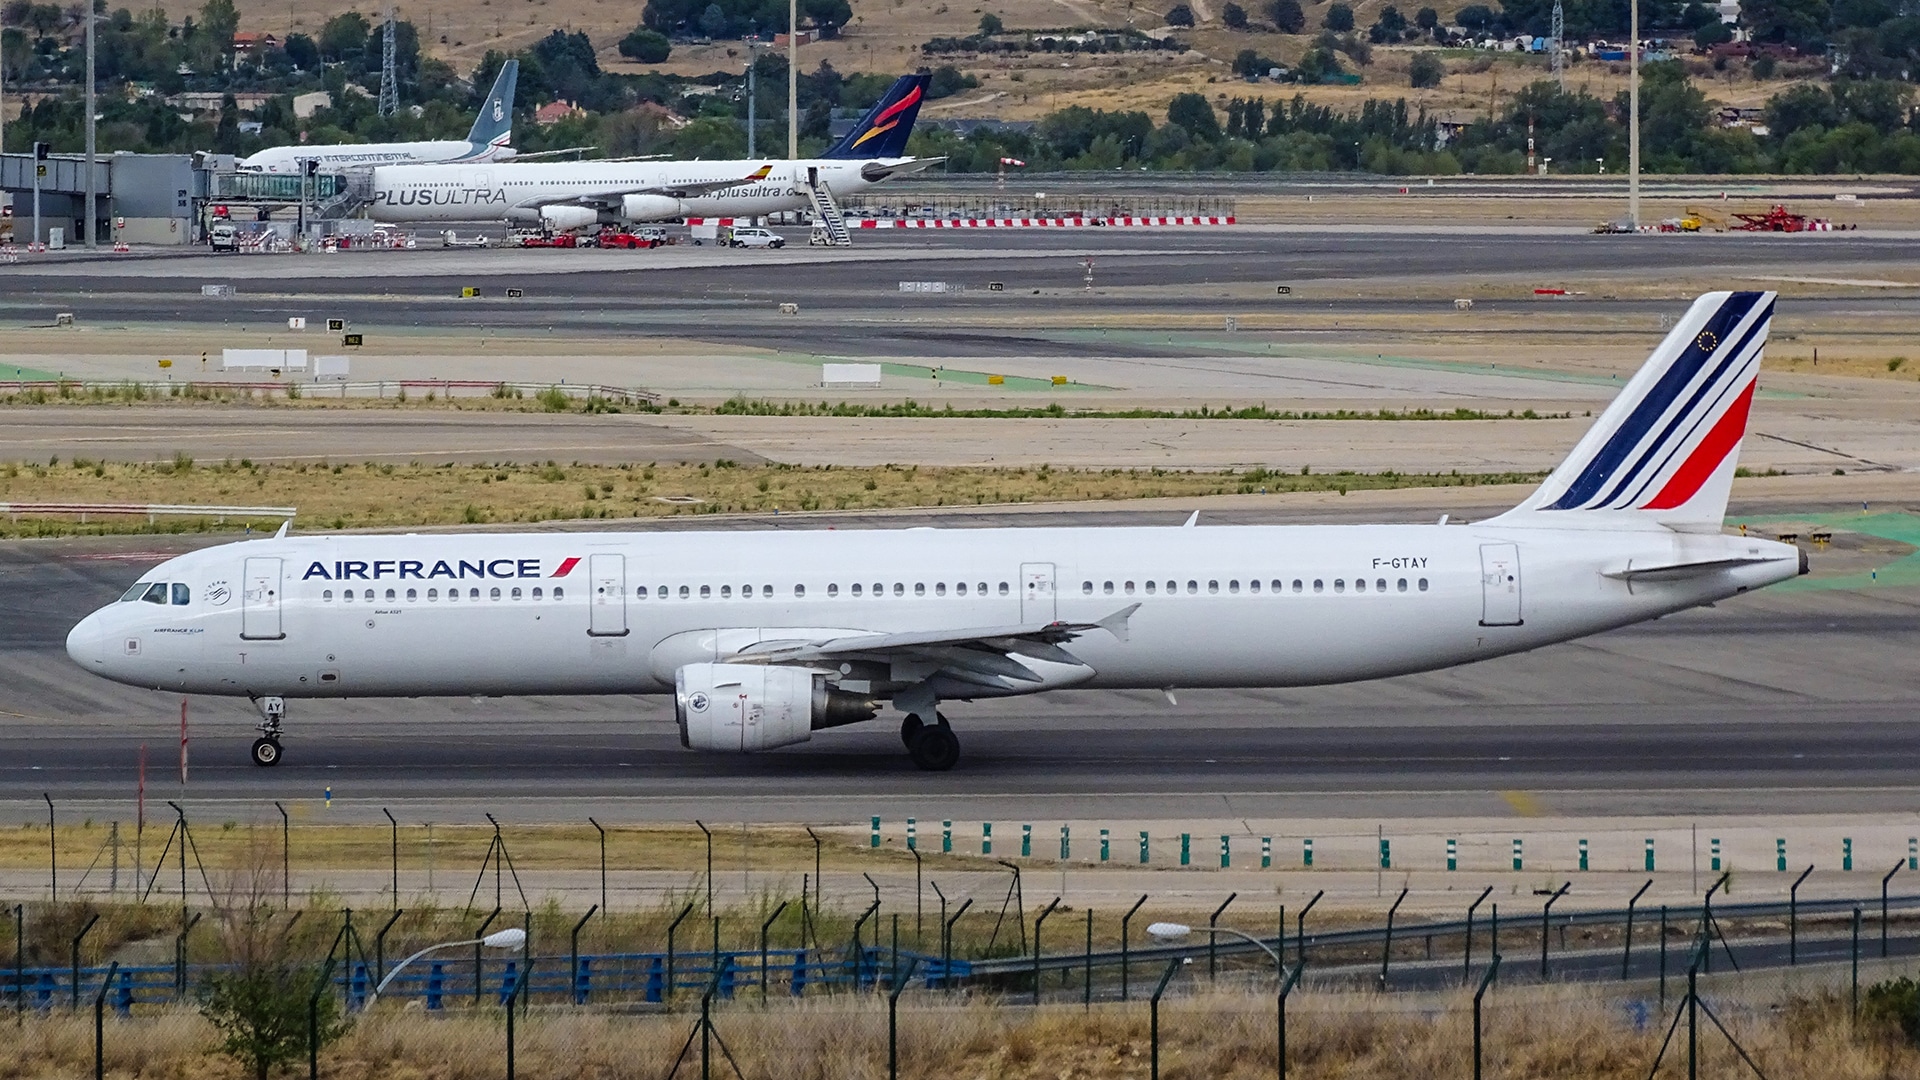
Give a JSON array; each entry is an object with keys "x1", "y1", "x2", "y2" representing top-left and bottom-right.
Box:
[{"x1": 804, "y1": 174, "x2": 851, "y2": 246}]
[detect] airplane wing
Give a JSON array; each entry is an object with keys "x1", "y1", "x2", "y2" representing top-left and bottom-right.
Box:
[
  {"x1": 859, "y1": 157, "x2": 946, "y2": 183},
  {"x1": 505, "y1": 145, "x2": 601, "y2": 161},
  {"x1": 736, "y1": 605, "x2": 1139, "y2": 689},
  {"x1": 511, "y1": 165, "x2": 774, "y2": 210}
]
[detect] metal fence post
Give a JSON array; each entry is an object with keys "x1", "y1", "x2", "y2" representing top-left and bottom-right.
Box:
[
  {"x1": 1882, "y1": 861, "x2": 1901, "y2": 958},
  {"x1": 665, "y1": 901, "x2": 694, "y2": 1003},
  {"x1": 1120, "y1": 895, "x2": 1147, "y2": 1001},
  {"x1": 1852, "y1": 906, "x2": 1861, "y2": 1023},
  {"x1": 1464, "y1": 886, "x2": 1493, "y2": 986},
  {"x1": 1032, "y1": 898, "x2": 1061, "y2": 1006},
  {"x1": 1473, "y1": 954, "x2": 1501, "y2": 1080},
  {"x1": 1208, "y1": 894, "x2": 1236, "y2": 982},
  {"x1": 1278, "y1": 960, "x2": 1303, "y2": 1080},
  {"x1": 1790, "y1": 864, "x2": 1813, "y2": 965},
  {"x1": 1296, "y1": 891, "x2": 1323, "y2": 969},
  {"x1": 71, "y1": 912, "x2": 101, "y2": 1008},
  {"x1": 943, "y1": 899, "x2": 972, "y2": 993},
  {"x1": 1378, "y1": 887, "x2": 1407, "y2": 988},
  {"x1": 571, "y1": 905, "x2": 598, "y2": 1005},
  {"x1": 1540, "y1": 883, "x2": 1570, "y2": 981},
  {"x1": 93, "y1": 960, "x2": 118, "y2": 1080},
  {"x1": 887, "y1": 958, "x2": 919, "y2": 1080},
  {"x1": 1149, "y1": 960, "x2": 1180, "y2": 1080},
  {"x1": 757, "y1": 901, "x2": 786, "y2": 1002},
  {"x1": 1622, "y1": 879, "x2": 1652, "y2": 980}
]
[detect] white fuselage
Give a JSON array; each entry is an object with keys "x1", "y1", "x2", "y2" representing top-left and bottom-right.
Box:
[
  {"x1": 66, "y1": 522, "x2": 1799, "y2": 701},
  {"x1": 241, "y1": 139, "x2": 512, "y2": 175},
  {"x1": 365, "y1": 158, "x2": 903, "y2": 225}
]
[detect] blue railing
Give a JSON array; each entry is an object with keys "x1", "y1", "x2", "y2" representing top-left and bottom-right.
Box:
[{"x1": 4, "y1": 947, "x2": 965, "y2": 1011}]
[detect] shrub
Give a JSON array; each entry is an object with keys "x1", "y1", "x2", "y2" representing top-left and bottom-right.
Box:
[
  {"x1": 1324, "y1": 2, "x2": 1354, "y2": 31},
  {"x1": 978, "y1": 12, "x2": 1002, "y2": 33},
  {"x1": 618, "y1": 27, "x2": 671, "y2": 62},
  {"x1": 1409, "y1": 51, "x2": 1444, "y2": 87},
  {"x1": 1166, "y1": 2, "x2": 1195, "y2": 26},
  {"x1": 1223, "y1": 1, "x2": 1248, "y2": 27},
  {"x1": 1266, "y1": 0, "x2": 1305, "y2": 31}
]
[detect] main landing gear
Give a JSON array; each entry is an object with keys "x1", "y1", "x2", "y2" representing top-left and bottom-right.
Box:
[
  {"x1": 250, "y1": 695, "x2": 286, "y2": 767},
  {"x1": 901, "y1": 712, "x2": 960, "y2": 772}
]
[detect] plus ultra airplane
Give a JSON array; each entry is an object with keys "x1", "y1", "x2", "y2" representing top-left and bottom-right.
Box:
[
  {"x1": 67, "y1": 292, "x2": 1802, "y2": 771},
  {"x1": 364, "y1": 72, "x2": 937, "y2": 229}
]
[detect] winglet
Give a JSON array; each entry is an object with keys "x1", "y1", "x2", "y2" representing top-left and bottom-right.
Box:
[
  {"x1": 745, "y1": 165, "x2": 772, "y2": 181},
  {"x1": 1182, "y1": 511, "x2": 1199, "y2": 528},
  {"x1": 274, "y1": 519, "x2": 292, "y2": 539},
  {"x1": 1097, "y1": 603, "x2": 1142, "y2": 643}
]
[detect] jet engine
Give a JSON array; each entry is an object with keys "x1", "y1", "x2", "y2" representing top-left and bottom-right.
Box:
[
  {"x1": 538, "y1": 205, "x2": 598, "y2": 231},
  {"x1": 675, "y1": 663, "x2": 876, "y2": 752},
  {"x1": 621, "y1": 194, "x2": 688, "y2": 222}
]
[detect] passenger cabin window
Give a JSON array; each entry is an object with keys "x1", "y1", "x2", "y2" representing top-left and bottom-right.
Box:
[
  {"x1": 490, "y1": 587, "x2": 502, "y2": 600},
  {"x1": 510, "y1": 587, "x2": 521, "y2": 600},
  {"x1": 638, "y1": 586, "x2": 649, "y2": 598},
  {"x1": 851, "y1": 584, "x2": 863, "y2": 597},
  {"x1": 721, "y1": 585, "x2": 732, "y2": 598},
  {"x1": 828, "y1": 584, "x2": 839, "y2": 597},
  {"x1": 553, "y1": 588, "x2": 564, "y2": 600},
  {"x1": 407, "y1": 588, "x2": 418, "y2": 601},
  {"x1": 428, "y1": 588, "x2": 439, "y2": 601},
  {"x1": 700, "y1": 585, "x2": 711, "y2": 599},
  {"x1": 893, "y1": 583, "x2": 904, "y2": 597},
  {"x1": 1000, "y1": 582, "x2": 1011, "y2": 595},
  {"x1": 1397, "y1": 579, "x2": 1408, "y2": 592},
  {"x1": 1377, "y1": 578, "x2": 1388, "y2": 592},
  {"x1": 1104, "y1": 581, "x2": 1115, "y2": 594},
  {"x1": 1419, "y1": 578, "x2": 1430, "y2": 591},
  {"x1": 532, "y1": 587, "x2": 543, "y2": 599},
  {"x1": 679, "y1": 586, "x2": 690, "y2": 599},
  {"x1": 385, "y1": 589, "x2": 396, "y2": 602},
  {"x1": 322, "y1": 589, "x2": 334, "y2": 601},
  {"x1": 1334, "y1": 579, "x2": 1346, "y2": 593},
  {"x1": 935, "y1": 583, "x2": 946, "y2": 596},
  {"x1": 1313, "y1": 580, "x2": 1324, "y2": 593},
  {"x1": 794, "y1": 585, "x2": 806, "y2": 597},
  {"x1": 956, "y1": 582, "x2": 967, "y2": 596},
  {"x1": 1145, "y1": 581, "x2": 1157, "y2": 594},
  {"x1": 1356, "y1": 579, "x2": 1367, "y2": 593},
  {"x1": 1248, "y1": 580, "x2": 1259, "y2": 594},
  {"x1": 1228, "y1": 580, "x2": 1239, "y2": 594}
]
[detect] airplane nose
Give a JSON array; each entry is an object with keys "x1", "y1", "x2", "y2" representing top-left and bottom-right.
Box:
[{"x1": 66, "y1": 612, "x2": 108, "y2": 669}]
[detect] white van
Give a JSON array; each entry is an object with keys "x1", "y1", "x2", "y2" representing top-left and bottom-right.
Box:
[{"x1": 726, "y1": 227, "x2": 785, "y2": 249}]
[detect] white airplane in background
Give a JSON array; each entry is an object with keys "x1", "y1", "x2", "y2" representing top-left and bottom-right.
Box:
[
  {"x1": 364, "y1": 73, "x2": 940, "y2": 229},
  {"x1": 239, "y1": 61, "x2": 522, "y2": 174},
  {"x1": 68, "y1": 292, "x2": 1802, "y2": 772}
]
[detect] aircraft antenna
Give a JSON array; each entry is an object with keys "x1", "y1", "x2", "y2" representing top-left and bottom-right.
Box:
[{"x1": 378, "y1": 1, "x2": 399, "y2": 117}]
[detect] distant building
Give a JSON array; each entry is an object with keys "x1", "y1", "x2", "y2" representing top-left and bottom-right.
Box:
[
  {"x1": 292, "y1": 91, "x2": 332, "y2": 119},
  {"x1": 166, "y1": 91, "x2": 275, "y2": 114},
  {"x1": 534, "y1": 100, "x2": 586, "y2": 125},
  {"x1": 231, "y1": 32, "x2": 279, "y2": 54}
]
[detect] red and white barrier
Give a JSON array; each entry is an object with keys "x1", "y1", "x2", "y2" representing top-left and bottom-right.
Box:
[
  {"x1": 683, "y1": 216, "x2": 1235, "y2": 228},
  {"x1": 853, "y1": 215, "x2": 1236, "y2": 228}
]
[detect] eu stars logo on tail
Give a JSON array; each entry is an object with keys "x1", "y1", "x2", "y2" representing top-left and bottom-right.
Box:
[
  {"x1": 1494, "y1": 290, "x2": 1775, "y2": 531},
  {"x1": 824, "y1": 72, "x2": 931, "y2": 159}
]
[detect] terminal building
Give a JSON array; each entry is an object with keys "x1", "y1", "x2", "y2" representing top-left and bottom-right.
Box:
[{"x1": 0, "y1": 150, "x2": 359, "y2": 246}]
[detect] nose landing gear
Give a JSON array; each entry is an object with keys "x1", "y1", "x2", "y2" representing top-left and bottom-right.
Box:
[{"x1": 250, "y1": 695, "x2": 286, "y2": 767}]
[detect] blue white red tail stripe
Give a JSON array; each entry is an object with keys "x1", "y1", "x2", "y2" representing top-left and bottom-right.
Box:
[{"x1": 1495, "y1": 290, "x2": 1775, "y2": 530}]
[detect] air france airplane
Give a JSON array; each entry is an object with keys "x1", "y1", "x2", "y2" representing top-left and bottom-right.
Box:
[
  {"x1": 239, "y1": 61, "x2": 521, "y2": 174},
  {"x1": 364, "y1": 72, "x2": 938, "y2": 229},
  {"x1": 67, "y1": 292, "x2": 1803, "y2": 772}
]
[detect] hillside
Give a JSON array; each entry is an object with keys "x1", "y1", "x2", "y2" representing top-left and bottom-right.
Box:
[{"x1": 176, "y1": 0, "x2": 1790, "y2": 123}]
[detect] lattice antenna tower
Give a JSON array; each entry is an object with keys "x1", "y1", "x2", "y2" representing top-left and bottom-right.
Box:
[
  {"x1": 1550, "y1": 0, "x2": 1565, "y2": 89},
  {"x1": 378, "y1": 0, "x2": 398, "y2": 117}
]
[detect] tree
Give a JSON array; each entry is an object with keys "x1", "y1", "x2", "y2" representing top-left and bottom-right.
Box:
[
  {"x1": 1166, "y1": 3, "x2": 1195, "y2": 27},
  {"x1": 618, "y1": 26, "x2": 671, "y2": 61},
  {"x1": 1408, "y1": 51, "x2": 1444, "y2": 87},
  {"x1": 1233, "y1": 46, "x2": 1271, "y2": 75},
  {"x1": 282, "y1": 31, "x2": 316, "y2": 69},
  {"x1": 1455, "y1": 4, "x2": 1495, "y2": 31},
  {"x1": 1266, "y1": 0, "x2": 1305, "y2": 31},
  {"x1": 802, "y1": 0, "x2": 852, "y2": 37},
  {"x1": 317, "y1": 11, "x2": 368, "y2": 61},
  {"x1": 202, "y1": 961, "x2": 345, "y2": 1080},
  {"x1": 1739, "y1": 0, "x2": 1830, "y2": 49},
  {"x1": 978, "y1": 12, "x2": 1003, "y2": 33},
  {"x1": 1369, "y1": 4, "x2": 1406, "y2": 41},
  {"x1": 1167, "y1": 90, "x2": 1220, "y2": 138},
  {"x1": 698, "y1": 2, "x2": 726, "y2": 38},
  {"x1": 1223, "y1": 2, "x2": 1248, "y2": 28},
  {"x1": 1693, "y1": 19, "x2": 1733, "y2": 46},
  {"x1": 1324, "y1": 2, "x2": 1354, "y2": 31},
  {"x1": 1415, "y1": 6, "x2": 1439, "y2": 32}
]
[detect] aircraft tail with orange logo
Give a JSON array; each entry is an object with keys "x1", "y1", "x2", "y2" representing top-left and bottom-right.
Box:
[{"x1": 824, "y1": 73, "x2": 931, "y2": 159}]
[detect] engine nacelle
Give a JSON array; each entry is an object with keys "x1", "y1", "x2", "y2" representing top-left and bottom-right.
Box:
[
  {"x1": 675, "y1": 663, "x2": 876, "y2": 752},
  {"x1": 538, "y1": 205, "x2": 598, "y2": 231},
  {"x1": 621, "y1": 194, "x2": 688, "y2": 222}
]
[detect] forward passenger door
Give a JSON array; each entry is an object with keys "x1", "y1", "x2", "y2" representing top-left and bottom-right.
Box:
[{"x1": 588, "y1": 553, "x2": 628, "y2": 636}]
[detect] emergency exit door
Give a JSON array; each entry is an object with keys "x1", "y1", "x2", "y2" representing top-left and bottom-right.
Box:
[
  {"x1": 1020, "y1": 562, "x2": 1056, "y2": 623},
  {"x1": 588, "y1": 553, "x2": 628, "y2": 636},
  {"x1": 1478, "y1": 543, "x2": 1523, "y2": 627},
  {"x1": 240, "y1": 557, "x2": 284, "y2": 640}
]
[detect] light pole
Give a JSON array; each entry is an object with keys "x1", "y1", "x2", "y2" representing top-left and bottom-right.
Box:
[
  {"x1": 1629, "y1": 0, "x2": 1640, "y2": 229},
  {"x1": 85, "y1": 0, "x2": 95, "y2": 248},
  {"x1": 367, "y1": 927, "x2": 525, "y2": 1006}
]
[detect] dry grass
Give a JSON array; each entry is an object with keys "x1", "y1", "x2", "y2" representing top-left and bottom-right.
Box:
[
  {"x1": 0, "y1": 455, "x2": 1540, "y2": 537},
  {"x1": 4, "y1": 984, "x2": 1917, "y2": 1079}
]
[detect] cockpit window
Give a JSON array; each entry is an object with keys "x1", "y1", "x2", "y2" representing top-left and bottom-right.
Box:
[
  {"x1": 171, "y1": 583, "x2": 190, "y2": 606},
  {"x1": 140, "y1": 583, "x2": 169, "y2": 605},
  {"x1": 120, "y1": 583, "x2": 152, "y2": 602}
]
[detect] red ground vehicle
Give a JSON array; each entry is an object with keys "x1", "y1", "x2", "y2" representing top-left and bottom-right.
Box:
[
  {"x1": 1731, "y1": 205, "x2": 1835, "y2": 232},
  {"x1": 512, "y1": 231, "x2": 579, "y2": 248},
  {"x1": 596, "y1": 228, "x2": 668, "y2": 249}
]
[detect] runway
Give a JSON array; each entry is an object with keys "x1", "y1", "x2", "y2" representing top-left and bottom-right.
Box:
[{"x1": 3, "y1": 510, "x2": 1915, "y2": 822}]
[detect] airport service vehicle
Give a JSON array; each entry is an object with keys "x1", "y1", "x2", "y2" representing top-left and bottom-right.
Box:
[
  {"x1": 507, "y1": 229, "x2": 577, "y2": 248},
  {"x1": 441, "y1": 230, "x2": 490, "y2": 249},
  {"x1": 207, "y1": 221, "x2": 240, "y2": 252},
  {"x1": 597, "y1": 228, "x2": 666, "y2": 249},
  {"x1": 365, "y1": 73, "x2": 940, "y2": 230},
  {"x1": 726, "y1": 226, "x2": 785, "y2": 249},
  {"x1": 240, "y1": 62, "x2": 522, "y2": 175},
  {"x1": 66, "y1": 293, "x2": 1803, "y2": 772}
]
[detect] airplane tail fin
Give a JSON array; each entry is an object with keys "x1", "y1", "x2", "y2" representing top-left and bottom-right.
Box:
[
  {"x1": 466, "y1": 59, "x2": 519, "y2": 148},
  {"x1": 1490, "y1": 290, "x2": 1775, "y2": 533},
  {"x1": 823, "y1": 72, "x2": 930, "y2": 159}
]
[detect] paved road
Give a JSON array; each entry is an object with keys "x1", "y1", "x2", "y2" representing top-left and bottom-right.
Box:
[{"x1": 2, "y1": 508, "x2": 1914, "y2": 822}]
